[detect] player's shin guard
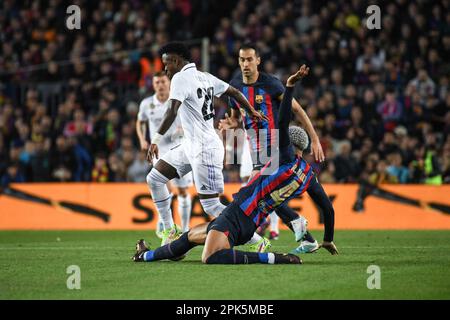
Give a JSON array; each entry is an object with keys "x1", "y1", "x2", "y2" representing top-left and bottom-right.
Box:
[
  {"x1": 205, "y1": 249, "x2": 276, "y2": 264},
  {"x1": 147, "y1": 169, "x2": 174, "y2": 229},
  {"x1": 144, "y1": 233, "x2": 196, "y2": 262},
  {"x1": 199, "y1": 197, "x2": 226, "y2": 217},
  {"x1": 178, "y1": 194, "x2": 192, "y2": 233}
]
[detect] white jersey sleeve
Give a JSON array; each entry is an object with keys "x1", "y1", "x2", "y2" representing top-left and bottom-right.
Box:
[
  {"x1": 168, "y1": 73, "x2": 189, "y2": 103},
  {"x1": 137, "y1": 98, "x2": 150, "y2": 121},
  {"x1": 205, "y1": 72, "x2": 230, "y2": 97}
]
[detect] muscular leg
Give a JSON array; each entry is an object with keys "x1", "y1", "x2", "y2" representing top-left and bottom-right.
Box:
[
  {"x1": 143, "y1": 223, "x2": 209, "y2": 262},
  {"x1": 146, "y1": 160, "x2": 179, "y2": 230},
  {"x1": 202, "y1": 230, "x2": 274, "y2": 264}
]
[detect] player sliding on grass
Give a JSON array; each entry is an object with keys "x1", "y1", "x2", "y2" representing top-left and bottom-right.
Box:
[{"x1": 133, "y1": 64, "x2": 338, "y2": 264}]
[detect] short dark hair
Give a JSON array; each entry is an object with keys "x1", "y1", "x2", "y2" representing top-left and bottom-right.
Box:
[
  {"x1": 158, "y1": 42, "x2": 190, "y2": 60},
  {"x1": 239, "y1": 42, "x2": 259, "y2": 56},
  {"x1": 153, "y1": 71, "x2": 168, "y2": 78}
]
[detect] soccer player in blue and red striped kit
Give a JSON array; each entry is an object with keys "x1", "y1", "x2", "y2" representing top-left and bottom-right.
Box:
[
  {"x1": 220, "y1": 43, "x2": 325, "y2": 253},
  {"x1": 132, "y1": 64, "x2": 338, "y2": 264}
]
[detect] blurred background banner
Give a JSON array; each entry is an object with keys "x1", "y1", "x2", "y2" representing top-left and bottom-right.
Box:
[{"x1": 1, "y1": 183, "x2": 449, "y2": 230}]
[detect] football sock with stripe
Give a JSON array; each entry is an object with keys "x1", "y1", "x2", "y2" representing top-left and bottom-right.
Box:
[
  {"x1": 146, "y1": 169, "x2": 174, "y2": 229},
  {"x1": 205, "y1": 249, "x2": 275, "y2": 264},
  {"x1": 144, "y1": 232, "x2": 196, "y2": 262}
]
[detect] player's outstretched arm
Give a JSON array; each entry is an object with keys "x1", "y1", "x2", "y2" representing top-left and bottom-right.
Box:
[
  {"x1": 147, "y1": 99, "x2": 182, "y2": 161},
  {"x1": 224, "y1": 86, "x2": 269, "y2": 122},
  {"x1": 291, "y1": 99, "x2": 325, "y2": 162},
  {"x1": 278, "y1": 65, "x2": 310, "y2": 149}
]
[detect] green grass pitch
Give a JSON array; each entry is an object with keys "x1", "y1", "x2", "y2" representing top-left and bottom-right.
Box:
[{"x1": 1, "y1": 230, "x2": 449, "y2": 299}]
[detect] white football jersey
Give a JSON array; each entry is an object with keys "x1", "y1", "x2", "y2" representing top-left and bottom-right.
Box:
[
  {"x1": 137, "y1": 94, "x2": 183, "y2": 153},
  {"x1": 168, "y1": 63, "x2": 229, "y2": 153}
]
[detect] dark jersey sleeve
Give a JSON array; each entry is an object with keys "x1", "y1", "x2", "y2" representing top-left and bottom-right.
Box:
[
  {"x1": 278, "y1": 86, "x2": 295, "y2": 163},
  {"x1": 270, "y1": 75, "x2": 285, "y2": 98}
]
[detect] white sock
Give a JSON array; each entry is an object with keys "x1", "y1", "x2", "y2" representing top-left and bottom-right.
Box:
[
  {"x1": 267, "y1": 253, "x2": 275, "y2": 264},
  {"x1": 178, "y1": 194, "x2": 192, "y2": 233},
  {"x1": 245, "y1": 232, "x2": 262, "y2": 245},
  {"x1": 269, "y1": 212, "x2": 279, "y2": 234},
  {"x1": 147, "y1": 169, "x2": 174, "y2": 229},
  {"x1": 199, "y1": 197, "x2": 226, "y2": 217},
  {"x1": 157, "y1": 218, "x2": 164, "y2": 234},
  {"x1": 291, "y1": 216, "x2": 306, "y2": 231}
]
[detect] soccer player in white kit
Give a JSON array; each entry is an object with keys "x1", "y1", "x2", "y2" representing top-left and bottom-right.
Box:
[
  {"x1": 147, "y1": 42, "x2": 268, "y2": 247},
  {"x1": 136, "y1": 72, "x2": 193, "y2": 241}
]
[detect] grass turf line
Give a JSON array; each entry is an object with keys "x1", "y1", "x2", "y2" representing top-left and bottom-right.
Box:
[{"x1": 0, "y1": 230, "x2": 449, "y2": 299}]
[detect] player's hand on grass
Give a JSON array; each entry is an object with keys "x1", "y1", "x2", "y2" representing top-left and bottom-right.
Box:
[
  {"x1": 147, "y1": 143, "x2": 159, "y2": 162},
  {"x1": 218, "y1": 113, "x2": 239, "y2": 131},
  {"x1": 286, "y1": 64, "x2": 310, "y2": 87},
  {"x1": 320, "y1": 241, "x2": 339, "y2": 255},
  {"x1": 311, "y1": 138, "x2": 325, "y2": 163}
]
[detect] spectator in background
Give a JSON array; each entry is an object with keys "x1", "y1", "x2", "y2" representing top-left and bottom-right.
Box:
[
  {"x1": 407, "y1": 69, "x2": 436, "y2": 104},
  {"x1": 409, "y1": 146, "x2": 443, "y2": 185},
  {"x1": 386, "y1": 152, "x2": 409, "y2": 184},
  {"x1": 50, "y1": 136, "x2": 76, "y2": 182},
  {"x1": 377, "y1": 89, "x2": 403, "y2": 131},
  {"x1": 1, "y1": 162, "x2": 25, "y2": 188},
  {"x1": 91, "y1": 153, "x2": 109, "y2": 183},
  {"x1": 29, "y1": 139, "x2": 51, "y2": 182},
  {"x1": 333, "y1": 140, "x2": 359, "y2": 183},
  {"x1": 108, "y1": 152, "x2": 127, "y2": 182},
  {"x1": 127, "y1": 151, "x2": 149, "y2": 182},
  {"x1": 369, "y1": 159, "x2": 398, "y2": 184}
]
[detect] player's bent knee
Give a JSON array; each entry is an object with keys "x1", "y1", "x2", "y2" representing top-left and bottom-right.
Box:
[
  {"x1": 147, "y1": 168, "x2": 169, "y2": 188},
  {"x1": 187, "y1": 225, "x2": 208, "y2": 245}
]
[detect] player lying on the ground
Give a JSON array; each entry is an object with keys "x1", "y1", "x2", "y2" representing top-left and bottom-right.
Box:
[{"x1": 132, "y1": 65, "x2": 338, "y2": 264}]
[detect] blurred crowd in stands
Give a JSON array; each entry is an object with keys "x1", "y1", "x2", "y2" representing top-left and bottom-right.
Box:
[{"x1": 1, "y1": 0, "x2": 449, "y2": 187}]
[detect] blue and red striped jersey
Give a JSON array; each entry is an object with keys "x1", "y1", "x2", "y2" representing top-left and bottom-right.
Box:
[
  {"x1": 232, "y1": 154, "x2": 315, "y2": 227},
  {"x1": 229, "y1": 72, "x2": 285, "y2": 158}
]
